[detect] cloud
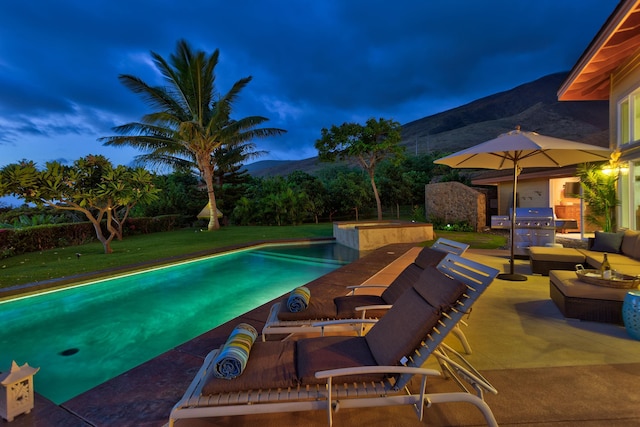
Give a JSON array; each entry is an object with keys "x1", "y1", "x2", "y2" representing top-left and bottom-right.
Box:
[{"x1": 0, "y1": 0, "x2": 618, "y2": 168}]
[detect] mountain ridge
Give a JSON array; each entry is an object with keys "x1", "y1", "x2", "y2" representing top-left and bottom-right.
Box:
[{"x1": 247, "y1": 72, "x2": 609, "y2": 177}]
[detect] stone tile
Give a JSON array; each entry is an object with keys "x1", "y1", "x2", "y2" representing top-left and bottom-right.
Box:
[{"x1": 63, "y1": 350, "x2": 203, "y2": 427}]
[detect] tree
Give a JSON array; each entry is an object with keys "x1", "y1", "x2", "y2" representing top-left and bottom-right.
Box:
[
  {"x1": 0, "y1": 155, "x2": 160, "y2": 254},
  {"x1": 286, "y1": 171, "x2": 327, "y2": 223},
  {"x1": 376, "y1": 159, "x2": 414, "y2": 217},
  {"x1": 100, "y1": 39, "x2": 285, "y2": 231},
  {"x1": 318, "y1": 166, "x2": 372, "y2": 221},
  {"x1": 136, "y1": 171, "x2": 207, "y2": 218},
  {"x1": 315, "y1": 117, "x2": 403, "y2": 220},
  {"x1": 577, "y1": 162, "x2": 620, "y2": 232},
  {"x1": 212, "y1": 143, "x2": 257, "y2": 216}
]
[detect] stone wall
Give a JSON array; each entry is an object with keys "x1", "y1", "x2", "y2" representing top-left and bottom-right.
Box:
[{"x1": 425, "y1": 182, "x2": 486, "y2": 232}]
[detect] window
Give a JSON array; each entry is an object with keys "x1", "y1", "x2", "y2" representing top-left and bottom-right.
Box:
[
  {"x1": 621, "y1": 98, "x2": 630, "y2": 145},
  {"x1": 617, "y1": 90, "x2": 640, "y2": 146},
  {"x1": 635, "y1": 95, "x2": 640, "y2": 142}
]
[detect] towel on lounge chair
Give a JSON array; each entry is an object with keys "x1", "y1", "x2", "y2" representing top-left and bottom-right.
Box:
[
  {"x1": 287, "y1": 286, "x2": 311, "y2": 312},
  {"x1": 213, "y1": 323, "x2": 258, "y2": 379}
]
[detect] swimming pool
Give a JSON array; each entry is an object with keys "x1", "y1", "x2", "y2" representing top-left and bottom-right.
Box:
[{"x1": 0, "y1": 242, "x2": 359, "y2": 404}]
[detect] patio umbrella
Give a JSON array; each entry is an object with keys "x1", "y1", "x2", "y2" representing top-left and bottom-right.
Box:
[{"x1": 434, "y1": 127, "x2": 610, "y2": 281}]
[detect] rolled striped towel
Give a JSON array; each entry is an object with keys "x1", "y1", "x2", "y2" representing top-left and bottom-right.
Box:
[
  {"x1": 287, "y1": 286, "x2": 311, "y2": 312},
  {"x1": 212, "y1": 323, "x2": 258, "y2": 379}
]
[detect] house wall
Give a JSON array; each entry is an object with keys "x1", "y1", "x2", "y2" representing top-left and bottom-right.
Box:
[
  {"x1": 496, "y1": 179, "x2": 550, "y2": 215},
  {"x1": 610, "y1": 54, "x2": 640, "y2": 229}
]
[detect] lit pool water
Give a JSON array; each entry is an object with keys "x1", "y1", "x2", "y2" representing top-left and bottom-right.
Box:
[{"x1": 0, "y1": 242, "x2": 359, "y2": 404}]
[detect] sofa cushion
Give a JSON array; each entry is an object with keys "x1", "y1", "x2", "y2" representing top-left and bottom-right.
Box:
[
  {"x1": 620, "y1": 230, "x2": 640, "y2": 257},
  {"x1": 634, "y1": 234, "x2": 640, "y2": 260},
  {"x1": 580, "y1": 250, "x2": 640, "y2": 276},
  {"x1": 529, "y1": 246, "x2": 585, "y2": 262},
  {"x1": 590, "y1": 231, "x2": 624, "y2": 253}
]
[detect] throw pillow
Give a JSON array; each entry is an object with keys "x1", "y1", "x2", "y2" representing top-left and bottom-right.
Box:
[{"x1": 590, "y1": 231, "x2": 625, "y2": 253}]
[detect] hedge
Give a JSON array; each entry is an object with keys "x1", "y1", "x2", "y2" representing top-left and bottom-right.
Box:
[{"x1": 0, "y1": 215, "x2": 181, "y2": 259}]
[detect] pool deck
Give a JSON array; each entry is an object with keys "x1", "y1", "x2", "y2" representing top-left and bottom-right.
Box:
[{"x1": 3, "y1": 243, "x2": 640, "y2": 426}]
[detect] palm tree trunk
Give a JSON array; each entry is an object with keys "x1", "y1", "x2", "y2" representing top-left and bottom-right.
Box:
[{"x1": 202, "y1": 166, "x2": 220, "y2": 231}]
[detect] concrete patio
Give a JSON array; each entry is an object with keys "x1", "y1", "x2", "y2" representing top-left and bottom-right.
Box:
[{"x1": 2, "y1": 243, "x2": 640, "y2": 426}]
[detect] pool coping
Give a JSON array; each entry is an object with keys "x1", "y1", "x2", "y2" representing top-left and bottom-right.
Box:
[{"x1": 0, "y1": 237, "x2": 337, "y2": 301}]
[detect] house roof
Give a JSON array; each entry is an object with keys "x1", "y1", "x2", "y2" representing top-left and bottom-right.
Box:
[{"x1": 558, "y1": 0, "x2": 640, "y2": 101}]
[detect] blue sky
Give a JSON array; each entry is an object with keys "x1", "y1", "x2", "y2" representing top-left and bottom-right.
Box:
[{"x1": 0, "y1": 0, "x2": 617, "y2": 172}]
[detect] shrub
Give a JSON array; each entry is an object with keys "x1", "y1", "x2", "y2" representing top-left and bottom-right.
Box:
[
  {"x1": 0, "y1": 215, "x2": 182, "y2": 259},
  {"x1": 428, "y1": 216, "x2": 474, "y2": 232}
]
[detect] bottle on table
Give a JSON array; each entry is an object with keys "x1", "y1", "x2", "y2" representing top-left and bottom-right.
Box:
[{"x1": 601, "y1": 253, "x2": 612, "y2": 279}]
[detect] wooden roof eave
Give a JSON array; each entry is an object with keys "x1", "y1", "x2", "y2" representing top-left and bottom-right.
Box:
[{"x1": 559, "y1": 0, "x2": 640, "y2": 101}]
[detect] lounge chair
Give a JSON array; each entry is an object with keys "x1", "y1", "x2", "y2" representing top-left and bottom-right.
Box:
[
  {"x1": 168, "y1": 253, "x2": 499, "y2": 426},
  {"x1": 261, "y1": 239, "x2": 474, "y2": 352},
  {"x1": 430, "y1": 237, "x2": 471, "y2": 256}
]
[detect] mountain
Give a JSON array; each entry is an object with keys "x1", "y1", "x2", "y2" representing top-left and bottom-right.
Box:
[
  {"x1": 243, "y1": 160, "x2": 296, "y2": 174},
  {"x1": 400, "y1": 72, "x2": 609, "y2": 154},
  {"x1": 247, "y1": 72, "x2": 609, "y2": 177},
  {"x1": 244, "y1": 157, "x2": 331, "y2": 178}
]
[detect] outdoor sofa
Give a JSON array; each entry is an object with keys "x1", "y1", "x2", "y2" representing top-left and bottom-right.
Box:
[
  {"x1": 530, "y1": 229, "x2": 640, "y2": 276},
  {"x1": 530, "y1": 230, "x2": 640, "y2": 324}
]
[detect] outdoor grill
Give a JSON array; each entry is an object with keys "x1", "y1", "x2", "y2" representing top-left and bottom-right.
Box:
[{"x1": 491, "y1": 207, "x2": 555, "y2": 257}]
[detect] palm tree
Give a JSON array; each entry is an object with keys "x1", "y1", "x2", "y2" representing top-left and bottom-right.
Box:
[{"x1": 101, "y1": 40, "x2": 285, "y2": 230}]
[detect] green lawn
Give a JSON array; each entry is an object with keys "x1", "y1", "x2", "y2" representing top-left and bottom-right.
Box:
[
  {"x1": 0, "y1": 225, "x2": 506, "y2": 289},
  {"x1": 426, "y1": 230, "x2": 507, "y2": 250}
]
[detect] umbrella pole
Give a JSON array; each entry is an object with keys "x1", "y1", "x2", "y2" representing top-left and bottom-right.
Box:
[{"x1": 498, "y1": 162, "x2": 527, "y2": 281}]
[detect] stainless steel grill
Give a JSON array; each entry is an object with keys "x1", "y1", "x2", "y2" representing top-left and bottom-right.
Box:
[
  {"x1": 491, "y1": 208, "x2": 555, "y2": 257},
  {"x1": 490, "y1": 215, "x2": 510, "y2": 229}
]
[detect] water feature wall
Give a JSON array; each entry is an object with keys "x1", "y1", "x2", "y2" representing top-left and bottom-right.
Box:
[{"x1": 333, "y1": 220, "x2": 434, "y2": 251}]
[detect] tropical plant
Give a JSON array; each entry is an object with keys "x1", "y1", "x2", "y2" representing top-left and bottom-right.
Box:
[
  {"x1": 576, "y1": 162, "x2": 620, "y2": 232},
  {"x1": 100, "y1": 39, "x2": 285, "y2": 231},
  {"x1": 317, "y1": 166, "x2": 373, "y2": 221},
  {"x1": 135, "y1": 171, "x2": 207, "y2": 219},
  {"x1": 315, "y1": 117, "x2": 404, "y2": 220},
  {"x1": 0, "y1": 155, "x2": 160, "y2": 253},
  {"x1": 286, "y1": 171, "x2": 328, "y2": 224}
]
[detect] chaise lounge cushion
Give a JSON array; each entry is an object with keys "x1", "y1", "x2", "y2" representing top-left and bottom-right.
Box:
[
  {"x1": 276, "y1": 293, "x2": 338, "y2": 321},
  {"x1": 296, "y1": 336, "x2": 382, "y2": 385},
  {"x1": 413, "y1": 265, "x2": 467, "y2": 311},
  {"x1": 299, "y1": 278, "x2": 443, "y2": 384},
  {"x1": 365, "y1": 282, "x2": 440, "y2": 367},
  {"x1": 333, "y1": 294, "x2": 388, "y2": 319},
  {"x1": 413, "y1": 246, "x2": 448, "y2": 270},
  {"x1": 377, "y1": 263, "x2": 423, "y2": 305},
  {"x1": 202, "y1": 340, "x2": 298, "y2": 394},
  {"x1": 333, "y1": 262, "x2": 423, "y2": 319}
]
